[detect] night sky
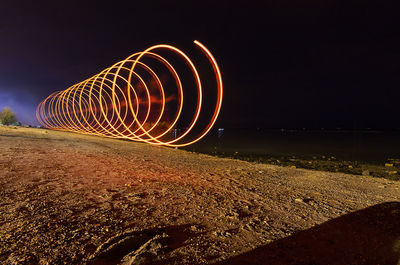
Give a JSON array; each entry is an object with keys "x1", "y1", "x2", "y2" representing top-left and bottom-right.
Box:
[{"x1": 0, "y1": 1, "x2": 399, "y2": 129}]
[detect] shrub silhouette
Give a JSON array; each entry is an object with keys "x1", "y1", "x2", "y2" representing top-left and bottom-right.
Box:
[{"x1": 0, "y1": 107, "x2": 17, "y2": 125}]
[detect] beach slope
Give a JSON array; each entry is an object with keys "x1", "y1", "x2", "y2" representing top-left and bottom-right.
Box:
[{"x1": 1, "y1": 127, "x2": 399, "y2": 264}]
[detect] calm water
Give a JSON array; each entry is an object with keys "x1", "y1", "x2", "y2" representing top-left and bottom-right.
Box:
[{"x1": 184, "y1": 129, "x2": 400, "y2": 164}]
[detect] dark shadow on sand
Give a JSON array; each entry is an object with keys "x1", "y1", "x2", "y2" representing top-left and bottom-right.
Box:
[{"x1": 215, "y1": 202, "x2": 400, "y2": 265}]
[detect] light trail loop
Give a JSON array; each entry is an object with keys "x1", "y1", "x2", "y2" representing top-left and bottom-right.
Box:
[{"x1": 36, "y1": 40, "x2": 223, "y2": 147}]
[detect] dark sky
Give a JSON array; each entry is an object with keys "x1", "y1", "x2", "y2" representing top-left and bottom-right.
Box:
[{"x1": 0, "y1": 0, "x2": 399, "y2": 129}]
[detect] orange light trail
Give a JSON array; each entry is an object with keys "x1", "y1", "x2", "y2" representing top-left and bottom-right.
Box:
[{"x1": 36, "y1": 40, "x2": 223, "y2": 147}]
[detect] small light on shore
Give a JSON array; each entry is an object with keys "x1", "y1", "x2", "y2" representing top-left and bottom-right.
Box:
[{"x1": 218, "y1": 128, "x2": 224, "y2": 139}]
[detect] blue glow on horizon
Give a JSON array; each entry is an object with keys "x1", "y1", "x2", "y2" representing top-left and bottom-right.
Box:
[{"x1": 0, "y1": 90, "x2": 39, "y2": 126}]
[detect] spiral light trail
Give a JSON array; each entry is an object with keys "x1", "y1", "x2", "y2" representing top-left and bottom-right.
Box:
[{"x1": 36, "y1": 40, "x2": 223, "y2": 147}]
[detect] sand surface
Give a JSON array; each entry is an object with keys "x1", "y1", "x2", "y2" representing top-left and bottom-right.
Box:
[{"x1": 0, "y1": 126, "x2": 399, "y2": 264}]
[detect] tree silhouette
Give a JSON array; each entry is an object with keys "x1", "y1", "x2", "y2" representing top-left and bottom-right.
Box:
[{"x1": 0, "y1": 107, "x2": 17, "y2": 125}]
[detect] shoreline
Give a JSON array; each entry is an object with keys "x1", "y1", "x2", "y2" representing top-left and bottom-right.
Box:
[
  {"x1": 3, "y1": 126, "x2": 400, "y2": 180},
  {"x1": 184, "y1": 150, "x2": 400, "y2": 181}
]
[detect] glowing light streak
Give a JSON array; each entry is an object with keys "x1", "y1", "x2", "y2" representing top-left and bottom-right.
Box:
[{"x1": 36, "y1": 41, "x2": 223, "y2": 147}]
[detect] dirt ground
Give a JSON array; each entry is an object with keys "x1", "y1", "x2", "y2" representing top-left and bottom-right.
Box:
[{"x1": 0, "y1": 126, "x2": 399, "y2": 265}]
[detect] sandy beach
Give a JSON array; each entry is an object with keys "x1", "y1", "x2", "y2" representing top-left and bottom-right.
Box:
[{"x1": 0, "y1": 126, "x2": 399, "y2": 264}]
